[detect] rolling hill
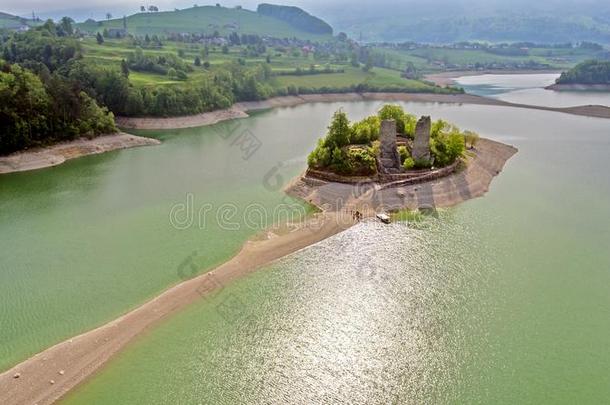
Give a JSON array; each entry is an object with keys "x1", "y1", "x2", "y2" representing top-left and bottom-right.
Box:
[
  {"x1": 0, "y1": 12, "x2": 37, "y2": 30},
  {"x1": 76, "y1": 5, "x2": 333, "y2": 41}
]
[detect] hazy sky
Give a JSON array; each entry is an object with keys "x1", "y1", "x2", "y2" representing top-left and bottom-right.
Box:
[
  {"x1": 3, "y1": 0, "x2": 313, "y2": 19},
  {"x1": 3, "y1": 0, "x2": 607, "y2": 22}
]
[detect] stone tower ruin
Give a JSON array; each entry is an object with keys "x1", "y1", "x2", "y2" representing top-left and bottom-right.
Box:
[
  {"x1": 412, "y1": 116, "x2": 431, "y2": 163},
  {"x1": 379, "y1": 119, "x2": 402, "y2": 173}
]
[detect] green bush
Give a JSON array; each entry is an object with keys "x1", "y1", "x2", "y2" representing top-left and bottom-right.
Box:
[
  {"x1": 324, "y1": 110, "x2": 351, "y2": 149},
  {"x1": 377, "y1": 104, "x2": 417, "y2": 138},
  {"x1": 346, "y1": 147, "x2": 377, "y2": 175},
  {"x1": 431, "y1": 131, "x2": 465, "y2": 167},
  {"x1": 403, "y1": 157, "x2": 415, "y2": 170},
  {"x1": 415, "y1": 158, "x2": 432, "y2": 169},
  {"x1": 397, "y1": 145, "x2": 409, "y2": 164},
  {"x1": 307, "y1": 138, "x2": 331, "y2": 168},
  {"x1": 351, "y1": 115, "x2": 380, "y2": 144}
]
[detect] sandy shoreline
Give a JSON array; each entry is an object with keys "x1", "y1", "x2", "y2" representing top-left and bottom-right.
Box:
[
  {"x1": 424, "y1": 69, "x2": 562, "y2": 87},
  {"x1": 0, "y1": 133, "x2": 516, "y2": 405},
  {"x1": 0, "y1": 133, "x2": 160, "y2": 175}
]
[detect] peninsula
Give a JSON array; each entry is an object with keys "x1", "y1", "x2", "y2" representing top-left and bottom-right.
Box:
[{"x1": 547, "y1": 60, "x2": 610, "y2": 91}]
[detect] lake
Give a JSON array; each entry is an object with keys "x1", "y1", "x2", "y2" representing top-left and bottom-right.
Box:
[
  {"x1": 2, "y1": 75, "x2": 610, "y2": 403},
  {"x1": 454, "y1": 73, "x2": 610, "y2": 108}
]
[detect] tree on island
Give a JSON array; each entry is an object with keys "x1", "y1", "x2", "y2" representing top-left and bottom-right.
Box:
[
  {"x1": 308, "y1": 105, "x2": 468, "y2": 176},
  {"x1": 325, "y1": 110, "x2": 351, "y2": 149}
]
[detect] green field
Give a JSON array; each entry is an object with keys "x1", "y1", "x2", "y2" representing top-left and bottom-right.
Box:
[
  {"x1": 80, "y1": 37, "x2": 446, "y2": 93},
  {"x1": 76, "y1": 6, "x2": 331, "y2": 41}
]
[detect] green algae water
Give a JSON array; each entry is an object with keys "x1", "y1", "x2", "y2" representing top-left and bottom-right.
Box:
[
  {"x1": 61, "y1": 99, "x2": 610, "y2": 404},
  {"x1": 2, "y1": 85, "x2": 610, "y2": 402},
  {"x1": 0, "y1": 108, "x2": 325, "y2": 370}
]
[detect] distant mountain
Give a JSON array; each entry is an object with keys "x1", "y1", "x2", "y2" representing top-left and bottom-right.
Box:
[
  {"x1": 76, "y1": 5, "x2": 333, "y2": 40},
  {"x1": 313, "y1": 0, "x2": 610, "y2": 44}
]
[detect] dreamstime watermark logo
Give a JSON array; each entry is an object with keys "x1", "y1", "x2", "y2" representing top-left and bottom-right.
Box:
[
  {"x1": 169, "y1": 193, "x2": 310, "y2": 231},
  {"x1": 177, "y1": 252, "x2": 255, "y2": 327},
  {"x1": 212, "y1": 119, "x2": 262, "y2": 160}
]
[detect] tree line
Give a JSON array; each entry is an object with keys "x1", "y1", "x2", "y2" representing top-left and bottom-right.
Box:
[{"x1": 556, "y1": 60, "x2": 610, "y2": 85}]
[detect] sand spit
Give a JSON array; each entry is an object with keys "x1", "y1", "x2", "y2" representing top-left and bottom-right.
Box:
[
  {"x1": 115, "y1": 107, "x2": 248, "y2": 130},
  {"x1": 423, "y1": 70, "x2": 562, "y2": 87},
  {"x1": 117, "y1": 92, "x2": 610, "y2": 132},
  {"x1": 0, "y1": 133, "x2": 160, "y2": 175}
]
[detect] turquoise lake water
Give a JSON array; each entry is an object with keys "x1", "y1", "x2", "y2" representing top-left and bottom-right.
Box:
[
  {"x1": 1, "y1": 74, "x2": 609, "y2": 403},
  {"x1": 63, "y1": 83, "x2": 610, "y2": 403}
]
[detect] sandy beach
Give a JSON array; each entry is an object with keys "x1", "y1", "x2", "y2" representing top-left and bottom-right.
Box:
[
  {"x1": 0, "y1": 131, "x2": 516, "y2": 405},
  {"x1": 424, "y1": 69, "x2": 562, "y2": 87},
  {"x1": 0, "y1": 133, "x2": 160, "y2": 175}
]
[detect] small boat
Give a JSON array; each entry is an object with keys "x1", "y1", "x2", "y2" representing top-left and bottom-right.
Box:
[{"x1": 376, "y1": 213, "x2": 391, "y2": 224}]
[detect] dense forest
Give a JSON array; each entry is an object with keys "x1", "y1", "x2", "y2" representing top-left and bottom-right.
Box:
[
  {"x1": 257, "y1": 4, "x2": 333, "y2": 35},
  {"x1": 556, "y1": 60, "x2": 610, "y2": 84},
  {"x1": 0, "y1": 20, "x2": 116, "y2": 155}
]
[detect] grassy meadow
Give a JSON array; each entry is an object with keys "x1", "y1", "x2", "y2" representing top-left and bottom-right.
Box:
[
  {"x1": 80, "y1": 37, "x2": 445, "y2": 93},
  {"x1": 76, "y1": 6, "x2": 332, "y2": 41}
]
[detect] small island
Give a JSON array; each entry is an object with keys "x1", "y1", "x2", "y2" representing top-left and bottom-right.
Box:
[
  {"x1": 287, "y1": 104, "x2": 517, "y2": 214},
  {"x1": 547, "y1": 60, "x2": 610, "y2": 91}
]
